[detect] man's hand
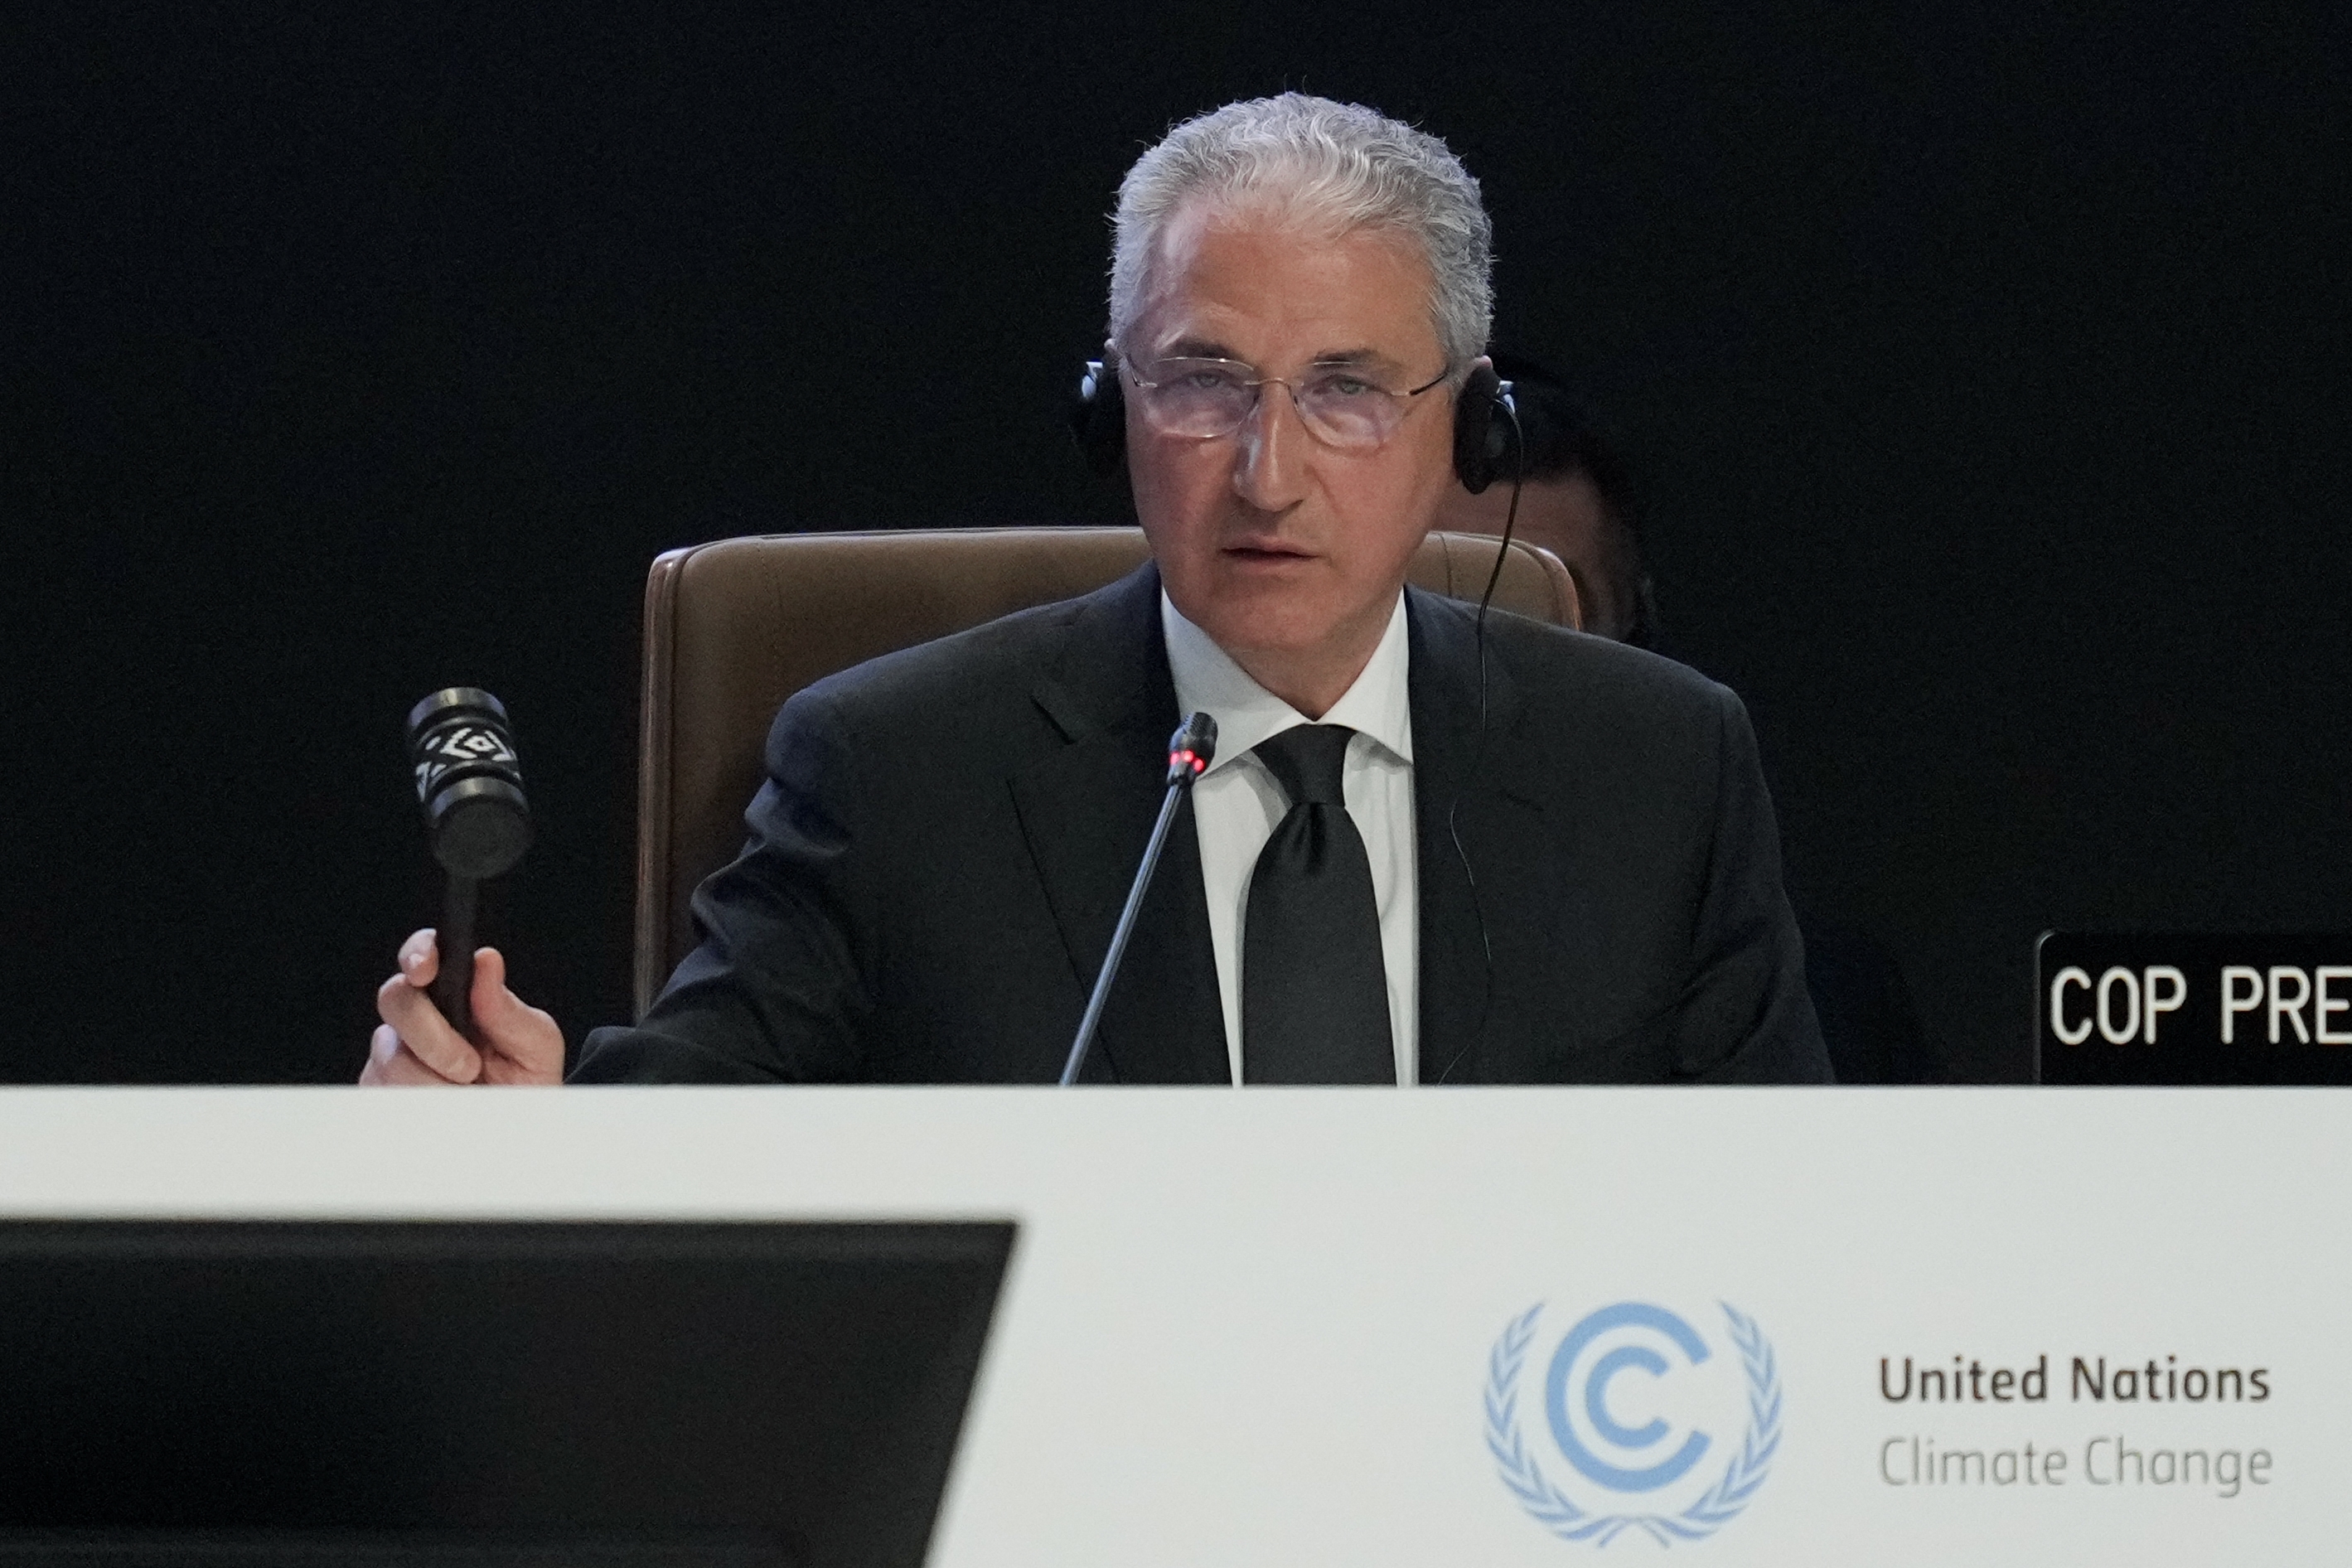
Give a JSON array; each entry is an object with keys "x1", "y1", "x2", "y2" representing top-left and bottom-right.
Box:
[{"x1": 361, "y1": 928, "x2": 564, "y2": 1086}]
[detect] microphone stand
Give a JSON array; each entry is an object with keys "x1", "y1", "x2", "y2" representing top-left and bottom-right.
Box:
[{"x1": 1060, "y1": 714, "x2": 1217, "y2": 1085}]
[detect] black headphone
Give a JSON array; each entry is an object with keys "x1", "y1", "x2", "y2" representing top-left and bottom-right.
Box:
[{"x1": 1072, "y1": 356, "x2": 1518, "y2": 491}]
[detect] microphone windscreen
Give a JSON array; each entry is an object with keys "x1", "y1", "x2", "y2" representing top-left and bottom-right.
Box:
[
  {"x1": 406, "y1": 687, "x2": 533, "y2": 879},
  {"x1": 1167, "y1": 711, "x2": 1217, "y2": 784}
]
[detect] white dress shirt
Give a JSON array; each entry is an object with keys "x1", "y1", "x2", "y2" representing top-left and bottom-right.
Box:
[{"x1": 1161, "y1": 591, "x2": 1420, "y2": 1085}]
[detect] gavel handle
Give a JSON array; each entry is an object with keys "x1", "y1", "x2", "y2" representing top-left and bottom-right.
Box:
[{"x1": 432, "y1": 873, "x2": 480, "y2": 1040}]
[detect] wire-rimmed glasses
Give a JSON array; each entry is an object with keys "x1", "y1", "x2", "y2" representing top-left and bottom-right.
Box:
[{"x1": 1120, "y1": 356, "x2": 1452, "y2": 452}]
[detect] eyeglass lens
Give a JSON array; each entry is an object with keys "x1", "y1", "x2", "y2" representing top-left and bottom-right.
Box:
[{"x1": 1130, "y1": 360, "x2": 1419, "y2": 449}]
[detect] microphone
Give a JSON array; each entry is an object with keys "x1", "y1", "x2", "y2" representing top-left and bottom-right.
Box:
[
  {"x1": 1059, "y1": 712, "x2": 1217, "y2": 1085},
  {"x1": 406, "y1": 688, "x2": 534, "y2": 1039}
]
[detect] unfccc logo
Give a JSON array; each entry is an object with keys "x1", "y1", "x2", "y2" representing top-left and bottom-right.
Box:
[{"x1": 1485, "y1": 1301, "x2": 1782, "y2": 1546}]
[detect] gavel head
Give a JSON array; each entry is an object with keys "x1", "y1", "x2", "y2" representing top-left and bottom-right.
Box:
[{"x1": 406, "y1": 687, "x2": 533, "y2": 880}]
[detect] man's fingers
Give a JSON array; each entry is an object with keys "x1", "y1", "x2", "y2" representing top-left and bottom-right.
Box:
[
  {"x1": 362, "y1": 936, "x2": 558, "y2": 1089},
  {"x1": 398, "y1": 928, "x2": 438, "y2": 988},
  {"x1": 375, "y1": 970, "x2": 482, "y2": 1083},
  {"x1": 368, "y1": 1043, "x2": 463, "y2": 1086},
  {"x1": 472, "y1": 944, "x2": 510, "y2": 1005},
  {"x1": 468, "y1": 947, "x2": 566, "y2": 1085},
  {"x1": 359, "y1": 1027, "x2": 464, "y2": 1086}
]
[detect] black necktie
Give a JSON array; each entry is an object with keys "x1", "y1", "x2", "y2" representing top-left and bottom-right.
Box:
[{"x1": 1241, "y1": 724, "x2": 1395, "y2": 1083}]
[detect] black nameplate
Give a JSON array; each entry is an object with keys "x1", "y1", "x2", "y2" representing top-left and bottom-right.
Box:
[{"x1": 2036, "y1": 933, "x2": 2352, "y2": 1084}]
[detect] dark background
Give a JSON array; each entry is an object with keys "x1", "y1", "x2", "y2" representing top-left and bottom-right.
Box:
[{"x1": 7, "y1": 2, "x2": 2346, "y2": 1083}]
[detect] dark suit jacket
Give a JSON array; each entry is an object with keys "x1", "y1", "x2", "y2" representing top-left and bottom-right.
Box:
[
  {"x1": 1798, "y1": 910, "x2": 1947, "y2": 1084},
  {"x1": 572, "y1": 563, "x2": 1830, "y2": 1083}
]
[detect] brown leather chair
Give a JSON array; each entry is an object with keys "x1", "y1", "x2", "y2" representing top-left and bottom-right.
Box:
[{"x1": 632, "y1": 526, "x2": 1580, "y2": 1016}]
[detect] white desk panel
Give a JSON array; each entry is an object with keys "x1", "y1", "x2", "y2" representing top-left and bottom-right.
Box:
[{"x1": 0, "y1": 1087, "x2": 2340, "y2": 1566}]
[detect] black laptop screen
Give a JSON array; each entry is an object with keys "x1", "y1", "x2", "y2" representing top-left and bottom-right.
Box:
[{"x1": 0, "y1": 1220, "x2": 1014, "y2": 1568}]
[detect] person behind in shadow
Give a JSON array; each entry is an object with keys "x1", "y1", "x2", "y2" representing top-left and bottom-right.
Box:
[{"x1": 1436, "y1": 352, "x2": 1947, "y2": 1083}]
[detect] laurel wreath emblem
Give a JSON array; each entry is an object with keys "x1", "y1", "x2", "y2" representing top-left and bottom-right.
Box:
[{"x1": 1484, "y1": 1301, "x2": 1783, "y2": 1546}]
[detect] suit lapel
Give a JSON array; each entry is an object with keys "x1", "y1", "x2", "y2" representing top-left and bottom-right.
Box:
[
  {"x1": 1408, "y1": 588, "x2": 1554, "y2": 1084},
  {"x1": 1008, "y1": 564, "x2": 1229, "y2": 1084}
]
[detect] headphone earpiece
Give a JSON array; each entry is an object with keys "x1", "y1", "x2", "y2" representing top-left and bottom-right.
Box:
[
  {"x1": 1071, "y1": 358, "x2": 1128, "y2": 476},
  {"x1": 1453, "y1": 361, "x2": 1517, "y2": 494}
]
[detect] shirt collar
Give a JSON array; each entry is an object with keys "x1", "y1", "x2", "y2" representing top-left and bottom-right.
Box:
[{"x1": 1160, "y1": 589, "x2": 1415, "y2": 773}]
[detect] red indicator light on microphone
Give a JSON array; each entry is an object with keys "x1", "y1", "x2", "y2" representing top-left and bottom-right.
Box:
[{"x1": 1160, "y1": 713, "x2": 1217, "y2": 789}]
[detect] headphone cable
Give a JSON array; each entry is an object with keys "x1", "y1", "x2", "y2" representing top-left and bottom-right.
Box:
[{"x1": 1437, "y1": 385, "x2": 1526, "y2": 1084}]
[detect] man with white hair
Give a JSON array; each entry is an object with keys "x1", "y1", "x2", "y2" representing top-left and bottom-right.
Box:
[{"x1": 366, "y1": 94, "x2": 1831, "y2": 1086}]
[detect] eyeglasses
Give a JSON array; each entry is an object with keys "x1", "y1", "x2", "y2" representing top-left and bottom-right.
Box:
[{"x1": 1120, "y1": 356, "x2": 1452, "y2": 452}]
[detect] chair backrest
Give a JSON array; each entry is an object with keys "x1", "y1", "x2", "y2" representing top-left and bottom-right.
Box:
[{"x1": 632, "y1": 525, "x2": 1580, "y2": 1016}]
